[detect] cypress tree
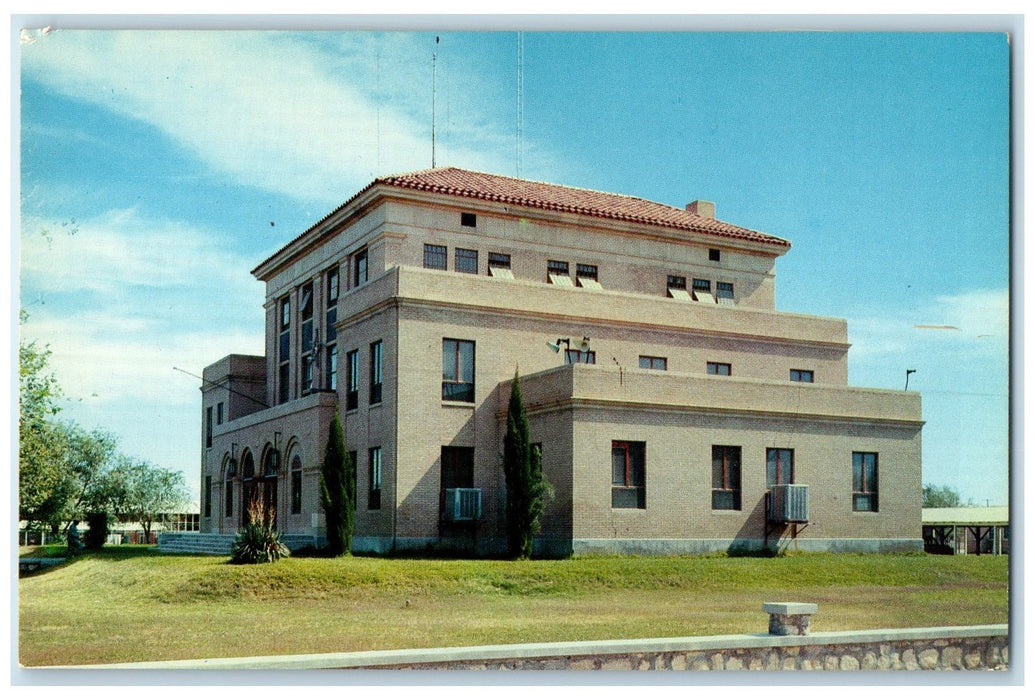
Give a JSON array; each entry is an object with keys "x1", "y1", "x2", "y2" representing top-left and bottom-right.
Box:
[
  {"x1": 320, "y1": 412, "x2": 355, "y2": 556},
  {"x1": 503, "y1": 370, "x2": 546, "y2": 558}
]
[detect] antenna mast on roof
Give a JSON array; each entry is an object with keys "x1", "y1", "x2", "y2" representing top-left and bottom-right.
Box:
[
  {"x1": 516, "y1": 31, "x2": 524, "y2": 177},
  {"x1": 432, "y1": 36, "x2": 439, "y2": 168}
]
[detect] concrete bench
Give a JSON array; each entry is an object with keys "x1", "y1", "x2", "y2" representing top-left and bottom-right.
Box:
[{"x1": 763, "y1": 602, "x2": 817, "y2": 636}]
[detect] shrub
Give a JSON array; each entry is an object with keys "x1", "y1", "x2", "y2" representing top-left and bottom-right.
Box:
[{"x1": 230, "y1": 502, "x2": 289, "y2": 564}]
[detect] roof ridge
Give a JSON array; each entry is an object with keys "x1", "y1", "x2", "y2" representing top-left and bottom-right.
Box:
[{"x1": 379, "y1": 166, "x2": 679, "y2": 210}]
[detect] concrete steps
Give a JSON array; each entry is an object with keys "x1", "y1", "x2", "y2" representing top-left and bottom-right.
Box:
[{"x1": 157, "y1": 531, "x2": 318, "y2": 555}]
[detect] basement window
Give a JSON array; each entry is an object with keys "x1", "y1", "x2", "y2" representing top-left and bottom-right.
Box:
[{"x1": 461, "y1": 212, "x2": 477, "y2": 228}]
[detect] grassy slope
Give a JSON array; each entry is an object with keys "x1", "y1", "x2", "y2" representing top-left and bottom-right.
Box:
[{"x1": 17, "y1": 547, "x2": 1009, "y2": 667}]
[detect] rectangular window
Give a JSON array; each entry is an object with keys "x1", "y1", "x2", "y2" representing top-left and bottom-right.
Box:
[
  {"x1": 767, "y1": 448, "x2": 794, "y2": 488},
  {"x1": 300, "y1": 283, "x2": 315, "y2": 394},
  {"x1": 290, "y1": 456, "x2": 302, "y2": 515},
  {"x1": 790, "y1": 369, "x2": 814, "y2": 383},
  {"x1": 716, "y1": 282, "x2": 735, "y2": 306},
  {"x1": 455, "y1": 248, "x2": 478, "y2": 274},
  {"x1": 852, "y1": 452, "x2": 879, "y2": 512},
  {"x1": 216, "y1": 402, "x2": 224, "y2": 425},
  {"x1": 707, "y1": 362, "x2": 731, "y2": 376},
  {"x1": 638, "y1": 356, "x2": 667, "y2": 370},
  {"x1": 327, "y1": 345, "x2": 338, "y2": 392},
  {"x1": 225, "y1": 478, "x2": 233, "y2": 517},
  {"x1": 565, "y1": 349, "x2": 596, "y2": 365},
  {"x1": 692, "y1": 278, "x2": 715, "y2": 303},
  {"x1": 667, "y1": 275, "x2": 692, "y2": 300},
  {"x1": 441, "y1": 446, "x2": 474, "y2": 517},
  {"x1": 354, "y1": 248, "x2": 368, "y2": 286},
  {"x1": 611, "y1": 441, "x2": 646, "y2": 509},
  {"x1": 346, "y1": 349, "x2": 359, "y2": 410},
  {"x1": 461, "y1": 212, "x2": 477, "y2": 228},
  {"x1": 424, "y1": 243, "x2": 447, "y2": 270},
  {"x1": 281, "y1": 296, "x2": 291, "y2": 330},
  {"x1": 576, "y1": 263, "x2": 598, "y2": 281},
  {"x1": 278, "y1": 295, "x2": 291, "y2": 404},
  {"x1": 300, "y1": 283, "x2": 314, "y2": 352},
  {"x1": 709, "y1": 248, "x2": 721, "y2": 262},
  {"x1": 369, "y1": 447, "x2": 382, "y2": 510},
  {"x1": 547, "y1": 260, "x2": 571, "y2": 285},
  {"x1": 348, "y1": 451, "x2": 358, "y2": 508},
  {"x1": 205, "y1": 406, "x2": 213, "y2": 448},
  {"x1": 369, "y1": 340, "x2": 383, "y2": 404},
  {"x1": 203, "y1": 475, "x2": 212, "y2": 517},
  {"x1": 442, "y1": 339, "x2": 476, "y2": 402},
  {"x1": 441, "y1": 446, "x2": 474, "y2": 489},
  {"x1": 488, "y1": 252, "x2": 511, "y2": 270},
  {"x1": 711, "y1": 446, "x2": 741, "y2": 510},
  {"x1": 325, "y1": 270, "x2": 339, "y2": 392}
]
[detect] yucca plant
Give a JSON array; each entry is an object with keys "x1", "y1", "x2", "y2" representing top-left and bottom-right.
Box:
[{"x1": 230, "y1": 501, "x2": 290, "y2": 564}]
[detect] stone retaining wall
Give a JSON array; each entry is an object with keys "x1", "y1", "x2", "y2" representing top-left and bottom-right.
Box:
[
  {"x1": 90, "y1": 624, "x2": 1007, "y2": 672},
  {"x1": 372, "y1": 631, "x2": 1007, "y2": 671}
]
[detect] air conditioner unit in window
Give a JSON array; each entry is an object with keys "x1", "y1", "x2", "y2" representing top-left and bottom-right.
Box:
[
  {"x1": 442, "y1": 488, "x2": 482, "y2": 522},
  {"x1": 769, "y1": 484, "x2": 809, "y2": 523}
]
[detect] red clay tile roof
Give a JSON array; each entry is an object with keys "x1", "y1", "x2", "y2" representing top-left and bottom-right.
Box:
[
  {"x1": 376, "y1": 167, "x2": 789, "y2": 247},
  {"x1": 254, "y1": 167, "x2": 787, "y2": 276}
]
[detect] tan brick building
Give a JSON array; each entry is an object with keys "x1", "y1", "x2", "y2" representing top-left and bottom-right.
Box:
[{"x1": 199, "y1": 167, "x2": 923, "y2": 555}]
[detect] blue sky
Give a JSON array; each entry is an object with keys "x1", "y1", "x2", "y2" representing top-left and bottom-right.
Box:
[{"x1": 16, "y1": 29, "x2": 1010, "y2": 506}]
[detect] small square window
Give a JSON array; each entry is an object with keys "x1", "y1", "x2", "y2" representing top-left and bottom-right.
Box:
[
  {"x1": 707, "y1": 362, "x2": 731, "y2": 376},
  {"x1": 709, "y1": 248, "x2": 721, "y2": 262},
  {"x1": 461, "y1": 212, "x2": 477, "y2": 228},
  {"x1": 667, "y1": 275, "x2": 687, "y2": 290}
]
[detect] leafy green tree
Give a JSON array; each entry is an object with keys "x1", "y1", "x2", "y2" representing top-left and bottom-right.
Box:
[
  {"x1": 18, "y1": 335, "x2": 67, "y2": 529},
  {"x1": 115, "y1": 461, "x2": 191, "y2": 543},
  {"x1": 503, "y1": 370, "x2": 547, "y2": 559},
  {"x1": 320, "y1": 413, "x2": 355, "y2": 556},
  {"x1": 922, "y1": 484, "x2": 970, "y2": 508}
]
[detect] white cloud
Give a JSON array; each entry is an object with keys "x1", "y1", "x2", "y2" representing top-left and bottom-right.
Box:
[
  {"x1": 20, "y1": 210, "x2": 254, "y2": 294},
  {"x1": 20, "y1": 210, "x2": 266, "y2": 406},
  {"x1": 21, "y1": 31, "x2": 556, "y2": 205},
  {"x1": 847, "y1": 287, "x2": 1009, "y2": 361}
]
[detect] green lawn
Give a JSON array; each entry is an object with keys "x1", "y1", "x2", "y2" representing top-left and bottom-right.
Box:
[{"x1": 18, "y1": 546, "x2": 1009, "y2": 667}]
